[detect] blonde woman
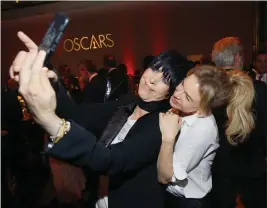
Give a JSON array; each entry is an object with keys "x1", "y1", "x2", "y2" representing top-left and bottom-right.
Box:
[{"x1": 157, "y1": 65, "x2": 255, "y2": 208}]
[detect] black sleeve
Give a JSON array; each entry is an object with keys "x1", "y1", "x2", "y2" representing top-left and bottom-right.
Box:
[
  {"x1": 45, "y1": 116, "x2": 161, "y2": 175},
  {"x1": 54, "y1": 82, "x2": 121, "y2": 135}
]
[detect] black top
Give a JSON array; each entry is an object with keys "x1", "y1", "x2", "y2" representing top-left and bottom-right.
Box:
[{"x1": 45, "y1": 83, "x2": 166, "y2": 208}]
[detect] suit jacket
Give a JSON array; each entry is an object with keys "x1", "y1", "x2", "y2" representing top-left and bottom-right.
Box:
[
  {"x1": 82, "y1": 74, "x2": 107, "y2": 104},
  {"x1": 212, "y1": 80, "x2": 267, "y2": 178},
  {"x1": 246, "y1": 68, "x2": 257, "y2": 80},
  {"x1": 246, "y1": 68, "x2": 267, "y2": 84},
  {"x1": 47, "y1": 84, "x2": 166, "y2": 208},
  {"x1": 107, "y1": 69, "x2": 129, "y2": 101}
]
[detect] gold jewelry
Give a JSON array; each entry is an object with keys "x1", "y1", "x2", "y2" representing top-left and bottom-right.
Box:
[
  {"x1": 17, "y1": 95, "x2": 32, "y2": 121},
  {"x1": 50, "y1": 119, "x2": 65, "y2": 139},
  {"x1": 50, "y1": 119, "x2": 71, "y2": 144}
]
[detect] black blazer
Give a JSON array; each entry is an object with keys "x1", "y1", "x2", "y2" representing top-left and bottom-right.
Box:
[
  {"x1": 212, "y1": 80, "x2": 267, "y2": 178},
  {"x1": 82, "y1": 74, "x2": 107, "y2": 104},
  {"x1": 107, "y1": 69, "x2": 129, "y2": 101},
  {"x1": 46, "y1": 84, "x2": 166, "y2": 208}
]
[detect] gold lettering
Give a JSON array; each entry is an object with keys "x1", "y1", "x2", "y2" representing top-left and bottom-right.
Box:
[
  {"x1": 63, "y1": 34, "x2": 114, "y2": 52},
  {"x1": 63, "y1": 39, "x2": 74, "y2": 52},
  {"x1": 73, "y1": 38, "x2": 81, "y2": 51},
  {"x1": 98, "y1": 35, "x2": 107, "y2": 48},
  {"x1": 90, "y1": 35, "x2": 101, "y2": 49},
  {"x1": 80, "y1": 37, "x2": 90, "y2": 50},
  {"x1": 106, "y1": 34, "x2": 114, "y2": 48}
]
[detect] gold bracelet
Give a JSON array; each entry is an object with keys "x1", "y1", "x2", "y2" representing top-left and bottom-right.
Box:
[
  {"x1": 50, "y1": 119, "x2": 65, "y2": 138},
  {"x1": 49, "y1": 119, "x2": 70, "y2": 144},
  {"x1": 53, "y1": 119, "x2": 66, "y2": 142},
  {"x1": 54, "y1": 120, "x2": 71, "y2": 144}
]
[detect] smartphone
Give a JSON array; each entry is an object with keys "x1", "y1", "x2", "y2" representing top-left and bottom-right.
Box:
[{"x1": 39, "y1": 13, "x2": 69, "y2": 68}]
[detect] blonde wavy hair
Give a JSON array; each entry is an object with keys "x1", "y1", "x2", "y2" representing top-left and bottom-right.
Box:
[{"x1": 188, "y1": 65, "x2": 255, "y2": 145}]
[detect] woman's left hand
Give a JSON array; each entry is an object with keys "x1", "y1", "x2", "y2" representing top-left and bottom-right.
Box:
[{"x1": 159, "y1": 110, "x2": 182, "y2": 143}]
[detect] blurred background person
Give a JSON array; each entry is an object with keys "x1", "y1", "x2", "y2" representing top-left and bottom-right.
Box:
[
  {"x1": 250, "y1": 50, "x2": 267, "y2": 84},
  {"x1": 82, "y1": 62, "x2": 107, "y2": 104},
  {"x1": 209, "y1": 36, "x2": 267, "y2": 208}
]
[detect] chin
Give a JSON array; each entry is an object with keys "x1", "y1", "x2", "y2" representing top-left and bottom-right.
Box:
[
  {"x1": 140, "y1": 90, "x2": 157, "y2": 103},
  {"x1": 169, "y1": 98, "x2": 175, "y2": 107},
  {"x1": 138, "y1": 89, "x2": 149, "y2": 101},
  {"x1": 170, "y1": 99, "x2": 180, "y2": 111}
]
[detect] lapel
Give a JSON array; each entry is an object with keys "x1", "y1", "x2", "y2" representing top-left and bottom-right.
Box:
[{"x1": 97, "y1": 102, "x2": 136, "y2": 147}]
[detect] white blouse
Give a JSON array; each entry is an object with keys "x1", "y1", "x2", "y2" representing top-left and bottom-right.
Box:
[{"x1": 166, "y1": 114, "x2": 219, "y2": 199}]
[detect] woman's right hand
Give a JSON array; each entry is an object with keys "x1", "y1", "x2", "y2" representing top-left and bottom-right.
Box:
[
  {"x1": 9, "y1": 31, "x2": 62, "y2": 136},
  {"x1": 159, "y1": 110, "x2": 182, "y2": 143},
  {"x1": 9, "y1": 32, "x2": 58, "y2": 83}
]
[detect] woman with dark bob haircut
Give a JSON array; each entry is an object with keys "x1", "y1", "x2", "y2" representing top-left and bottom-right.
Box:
[{"x1": 9, "y1": 31, "x2": 194, "y2": 208}]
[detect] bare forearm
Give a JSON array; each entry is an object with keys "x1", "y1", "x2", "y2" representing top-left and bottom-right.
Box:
[{"x1": 157, "y1": 139, "x2": 175, "y2": 184}]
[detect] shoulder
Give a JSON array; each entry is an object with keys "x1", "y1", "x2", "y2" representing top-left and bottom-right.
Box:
[
  {"x1": 94, "y1": 74, "x2": 105, "y2": 81},
  {"x1": 253, "y1": 79, "x2": 265, "y2": 85},
  {"x1": 254, "y1": 80, "x2": 266, "y2": 90},
  {"x1": 132, "y1": 113, "x2": 161, "y2": 143},
  {"x1": 189, "y1": 115, "x2": 218, "y2": 140},
  {"x1": 129, "y1": 112, "x2": 161, "y2": 136},
  {"x1": 142, "y1": 112, "x2": 160, "y2": 125},
  {"x1": 108, "y1": 69, "x2": 116, "y2": 77},
  {"x1": 253, "y1": 80, "x2": 267, "y2": 103}
]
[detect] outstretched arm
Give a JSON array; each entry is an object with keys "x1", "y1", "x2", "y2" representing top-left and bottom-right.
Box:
[
  {"x1": 45, "y1": 115, "x2": 162, "y2": 175},
  {"x1": 10, "y1": 31, "x2": 160, "y2": 177}
]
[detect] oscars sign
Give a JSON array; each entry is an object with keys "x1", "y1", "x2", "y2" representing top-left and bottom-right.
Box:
[{"x1": 63, "y1": 34, "x2": 114, "y2": 52}]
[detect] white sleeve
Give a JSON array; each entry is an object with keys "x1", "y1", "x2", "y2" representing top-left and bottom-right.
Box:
[{"x1": 172, "y1": 125, "x2": 217, "y2": 182}]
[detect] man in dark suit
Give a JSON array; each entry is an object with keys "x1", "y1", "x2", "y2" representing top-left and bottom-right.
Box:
[
  {"x1": 98, "y1": 55, "x2": 129, "y2": 101},
  {"x1": 247, "y1": 50, "x2": 267, "y2": 84},
  {"x1": 82, "y1": 62, "x2": 107, "y2": 104},
  {"x1": 98, "y1": 55, "x2": 117, "y2": 78},
  {"x1": 209, "y1": 37, "x2": 267, "y2": 208},
  {"x1": 58, "y1": 64, "x2": 81, "y2": 103}
]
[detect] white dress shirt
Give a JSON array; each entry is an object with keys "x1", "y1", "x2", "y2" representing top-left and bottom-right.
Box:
[
  {"x1": 252, "y1": 69, "x2": 267, "y2": 84},
  {"x1": 166, "y1": 113, "x2": 219, "y2": 199}
]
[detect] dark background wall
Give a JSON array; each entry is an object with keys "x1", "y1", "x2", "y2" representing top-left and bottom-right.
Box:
[
  {"x1": 259, "y1": 1, "x2": 267, "y2": 44},
  {"x1": 2, "y1": 1, "x2": 256, "y2": 80}
]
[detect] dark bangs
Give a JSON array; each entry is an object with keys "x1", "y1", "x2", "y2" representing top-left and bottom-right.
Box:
[{"x1": 149, "y1": 50, "x2": 194, "y2": 94}]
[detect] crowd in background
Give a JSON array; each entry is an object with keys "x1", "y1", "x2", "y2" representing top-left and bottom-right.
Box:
[{"x1": 1, "y1": 37, "x2": 267, "y2": 208}]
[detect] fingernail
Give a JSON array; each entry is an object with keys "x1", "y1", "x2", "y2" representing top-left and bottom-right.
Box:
[
  {"x1": 13, "y1": 66, "x2": 20, "y2": 72},
  {"x1": 39, "y1": 50, "x2": 47, "y2": 56},
  {"x1": 14, "y1": 75, "x2": 19, "y2": 82}
]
